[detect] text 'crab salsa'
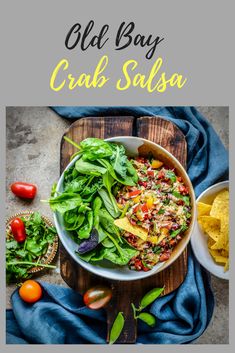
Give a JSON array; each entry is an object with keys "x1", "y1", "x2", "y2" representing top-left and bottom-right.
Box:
[{"x1": 115, "y1": 156, "x2": 191, "y2": 271}]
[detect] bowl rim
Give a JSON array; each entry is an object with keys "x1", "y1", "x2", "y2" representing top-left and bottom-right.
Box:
[
  {"x1": 191, "y1": 180, "x2": 229, "y2": 280},
  {"x1": 54, "y1": 136, "x2": 196, "y2": 281}
]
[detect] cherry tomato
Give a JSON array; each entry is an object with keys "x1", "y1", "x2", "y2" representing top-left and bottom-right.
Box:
[
  {"x1": 10, "y1": 218, "x2": 26, "y2": 242},
  {"x1": 10, "y1": 182, "x2": 37, "y2": 199},
  {"x1": 19, "y1": 280, "x2": 42, "y2": 303},
  {"x1": 83, "y1": 286, "x2": 112, "y2": 309}
]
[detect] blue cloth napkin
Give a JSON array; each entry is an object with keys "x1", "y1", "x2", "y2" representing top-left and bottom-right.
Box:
[{"x1": 6, "y1": 106, "x2": 228, "y2": 344}]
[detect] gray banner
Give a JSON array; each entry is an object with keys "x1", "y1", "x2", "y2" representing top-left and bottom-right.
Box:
[{"x1": 0, "y1": 0, "x2": 234, "y2": 352}]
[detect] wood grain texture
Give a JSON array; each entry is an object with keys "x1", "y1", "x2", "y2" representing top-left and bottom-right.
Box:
[{"x1": 59, "y1": 116, "x2": 188, "y2": 344}]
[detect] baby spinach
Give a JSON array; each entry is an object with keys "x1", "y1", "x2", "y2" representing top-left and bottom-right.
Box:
[
  {"x1": 48, "y1": 137, "x2": 141, "y2": 268},
  {"x1": 80, "y1": 137, "x2": 113, "y2": 161},
  {"x1": 98, "y1": 209, "x2": 120, "y2": 237},
  {"x1": 110, "y1": 144, "x2": 127, "y2": 179},
  {"x1": 92, "y1": 196, "x2": 102, "y2": 229},
  {"x1": 78, "y1": 211, "x2": 93, "y2": 239},
  {"x1": 75, "y1": 158, "x2": 107, "y2": 176},
  {"x1": 46, "y1": 193, "x2": 83, "y2": 214},
  {"x1": 98, "y1": 188, "x2": 120, "y2": 218}
]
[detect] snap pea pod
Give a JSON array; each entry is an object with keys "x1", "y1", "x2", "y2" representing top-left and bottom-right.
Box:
[
  {"x1": 140, "y1": 287, "x2": 164, "y2": 309},
  {"x1": 109, "y1": 312, "x2": 125, "y2": 344},
  {"x1": 137, "y1": 312, "x2": 156, "y2": 327}
]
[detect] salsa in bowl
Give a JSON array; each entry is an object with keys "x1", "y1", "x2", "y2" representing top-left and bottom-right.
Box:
[{"x1": 52, "y1": 136, "x2": 196, "y2": 281}]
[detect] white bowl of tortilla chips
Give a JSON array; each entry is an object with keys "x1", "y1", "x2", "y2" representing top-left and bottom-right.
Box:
[{"x1": 191, "y1": 181, "x2": 229, "y2": 280}]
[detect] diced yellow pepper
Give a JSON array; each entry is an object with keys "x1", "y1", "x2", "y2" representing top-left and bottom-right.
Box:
[
  {"x1": 161, "y1": 227, "x2": 169, "y2": 236},
  {"x1": 133, "y1": 196, "x2": 140, "y2": 203},
  {"x1": 117, "y1": 203, "x2": 123, "y2": 209},
  {"x1": 151, "y1": 160, "x2": 163, "y2": 169},
  {"x1": 146, "y1": 197, "x2": 153, "y2": 209},
  {"x1": 148, "y1": 236, "x2": 159, "y2": 244}
]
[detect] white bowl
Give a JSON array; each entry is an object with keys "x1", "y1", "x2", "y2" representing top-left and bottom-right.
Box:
[
  {"x1": 54, "y1": 136, "x2": 196, "y2": 281},
  {"x1": 191, "y1": 181, "x2": 229, "y2": 280}
]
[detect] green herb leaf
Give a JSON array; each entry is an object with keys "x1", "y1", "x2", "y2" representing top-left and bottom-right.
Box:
[
  {"x1": 75, "y1": 157, "x2": 107, "y2": 176},
  {"x1": 166, "y1": 170, "x2": 176, "y2": 183},
  {"x1": 172, "y1": 191, "x2": 190, "y2": 206}
]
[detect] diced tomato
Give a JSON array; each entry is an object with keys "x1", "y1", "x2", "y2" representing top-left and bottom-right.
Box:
[
  {"x1": 128, "y1": 190, "x2": 142, "y2": 198},
  {"x1": 178, "y1": 185, "x2": 189, "y2": 195},
  {"x1": 177, "y1": 176, "x2": 182, "y2": 182},
  {"x1": 177, "y1": 199, "x2": 184, "y2": 206},
  {"x1": 169, "y1": 239, "x2": 176, "y2": 246},
  {"x1": 134, "y1": 259, "x2": 142, "y2": 271},
  {"x1": 157, "y1": 170, "x2": 165, "y2": 179},
  {"x1": 159, "y1": 253, "x2": 171, "y2": 262},
  {"x1": 138, "y1": 180, "x2": 147, "y2": 187},
  {"x1": 141, "y1": 203, "x2": 148, "y2": 213},
  {"x1": 136, "y1": 157, "x2": 145, "y2": 163},
  {"x1": 133, "y1": 204, "x2": 140, "y2": 213},
  {"x1": 142, "y1": 264, "x2": 150, "y2": 272},
  {"x1": 147, "y1": 170, "x2": 154, "y2": 177}
]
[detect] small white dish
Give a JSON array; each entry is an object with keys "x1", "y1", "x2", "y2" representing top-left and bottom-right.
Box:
[{"x1": 191, "y1": 181, "x2": 229, "y2": 280}]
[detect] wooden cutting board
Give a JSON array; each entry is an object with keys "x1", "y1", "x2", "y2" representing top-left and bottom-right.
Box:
[{"x1": 60, "y1": 116, "x2": 187, "y2": 344}]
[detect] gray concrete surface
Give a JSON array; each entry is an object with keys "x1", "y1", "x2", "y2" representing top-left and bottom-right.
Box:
[{"x1": 6, "y1": 106, "x2": 229, "y2": 344}]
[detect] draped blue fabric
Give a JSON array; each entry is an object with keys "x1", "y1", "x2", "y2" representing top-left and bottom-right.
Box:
[{"x1": 6, "y1": 106, "x2": 228, "y2": 344}]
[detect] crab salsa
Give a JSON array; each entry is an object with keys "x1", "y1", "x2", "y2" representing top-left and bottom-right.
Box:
[{"x1": 116, "y1": 156, "x2": 191, "y2": 271}]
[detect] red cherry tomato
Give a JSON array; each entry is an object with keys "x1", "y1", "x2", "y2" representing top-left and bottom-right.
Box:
[
  {"x1": 10, "y1": 218, "x2": 26, "y2": 243},
  {"x1": 10, "y1": 182, "x2": 37, "y2": 199},
  {"x1": 19, "y1": 280, "x2": 42, "y2": 303},
  {"x1": 83, "y1": 286, "x2": 112, "y2": 309}
]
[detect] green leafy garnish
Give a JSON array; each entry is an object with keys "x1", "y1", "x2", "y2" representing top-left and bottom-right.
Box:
[{"x1": 6, "y1": 212, "x2": 57, "y2": 283}]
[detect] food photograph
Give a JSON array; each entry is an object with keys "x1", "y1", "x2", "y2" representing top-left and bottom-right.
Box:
[{"x1": 6, "y1": 106, "x2": 229, "y2": 344}]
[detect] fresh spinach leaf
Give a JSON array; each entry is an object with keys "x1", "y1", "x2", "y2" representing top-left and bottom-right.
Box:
[
  {"x1": 98, "y1": 187, "x2": 121, "y2": 218},
  {"x1": 77, "y1": 211, "x2": 94, "y2": 239},
  {"x1": 75, "y1": 157, "x2": 107, "y2": 176},
  {"x1": 47, "y1": 193, "x2": 83, "y2": 214}
]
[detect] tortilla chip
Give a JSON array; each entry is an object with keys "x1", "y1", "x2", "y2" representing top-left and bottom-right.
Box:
[
  {"x1": 210, "y1": 189, "x2": 229, "y2": 219},
  {"x1": 198, "y1": 189, "x2": 229, "y2": 272},
  {"x1": 197, "y1": 202, "x2": 212, "y2": 217},
  {"x1": 198, "y1": 216, "x2": 220, "y2": 241},
  {"x1": 114, "y1": 217, "x2": 148, "y2": 241},
  {"x1": 224, "y1": 259, "x2": 229, "y2": 272}
]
